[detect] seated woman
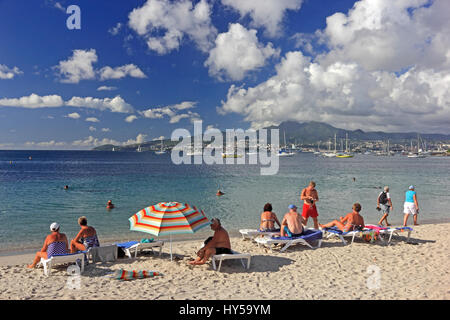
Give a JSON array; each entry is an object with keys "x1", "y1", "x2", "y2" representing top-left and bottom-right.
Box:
[
  {"x1": 27, "y1": 222, "x2": 69, "y2": 269},
  {"x1": 319, "y1": 203, "x2": 365, "y2": 232},
  {"x1": 259, "y1": 203, "x2": 281, "y2": 232},
  {"x1": 70, "y1": 216, "x2": 100, "y2": 253}
]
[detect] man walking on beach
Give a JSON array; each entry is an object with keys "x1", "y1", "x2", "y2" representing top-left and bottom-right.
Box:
[
  {"x1": 280, "y1": 205, "x2": 305, "y2": 237},
  {"x1": 189, "y1": 218, "x2": 231, "y2": 266},
  {"x1": 377, "y1": 186, "x2": 393, "y2": 226},
  {"x1": 301, "y1": 181, "x2": 319, "y2": 229}
]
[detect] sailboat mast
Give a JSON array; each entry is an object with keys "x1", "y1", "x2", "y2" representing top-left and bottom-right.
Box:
[{"x1": 334, "y1": 133, "x2": 337, "y2": 153}]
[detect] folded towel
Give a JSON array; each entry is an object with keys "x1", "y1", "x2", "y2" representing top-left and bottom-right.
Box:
[
  {"x1": 90, "y1": 245, "x2": 118, "y2": 263},
  {"x1": 140, "y1": 238, "x2": 154, "y2": 243}
]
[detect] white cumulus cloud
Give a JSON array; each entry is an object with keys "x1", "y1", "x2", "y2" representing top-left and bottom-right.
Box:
[
  {"x1": 221, "y1": 0, "x2": 303, "y2": 37},
  {"x1": 99, "y1": 64, "x2": 147, "y2": 80},
  {"x1": 0, "y1": 93, "x2": 64, "y2": 108},
  {"x1": 65, "y1": 95, "x2": 135, "y2": 113},
  {"x1": 218, "y1": 0, "x2": 450, "y2": 134},
  {"x1": 128, "y1": 0, "x2": 217, "y2": 54},
  {"x1": 55, "y1": 49, "x2": 147, "y2": 83},
  {"x1": 0, "y1": 64, "x2": 23, "y2": 79},
  {"x1": 205, "y1": 23, "x2": 280, "y2": 81}
]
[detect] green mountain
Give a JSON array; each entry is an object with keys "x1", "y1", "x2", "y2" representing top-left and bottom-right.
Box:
[{"x1": 267, "y1": 121, "x2": 450, "y2": 145}]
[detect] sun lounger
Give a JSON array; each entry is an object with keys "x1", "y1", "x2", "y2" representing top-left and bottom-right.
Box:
[
  {"x1": 115, "y1": 240, "x2": 164, "y2": 258},
  {"x1": 321, "y1": 226, "x2": 374, "y2": 245},
  {"x1": 211, "y1": 250, "x2": 251, "y2": 272},
  {"x1": 365, "y1": 225, "x2": 413, "y2": 244},
  {"x1": 39, "y1": 252, "x2": 85, "y2": 276},
  {"x1": 239, "y1": 228, "x2": 280, "y2": 240},
  {"x1": 254, "y1": 229, "x2": 323, "y2": 252}
]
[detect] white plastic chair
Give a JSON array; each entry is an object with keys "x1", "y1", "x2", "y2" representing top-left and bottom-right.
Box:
[
  {"x1": 39, "y1": 253, "x2": 85, "y2": 276},
  {"x1": 211, "y1": 250, "x2": 251, "y2": 272}
]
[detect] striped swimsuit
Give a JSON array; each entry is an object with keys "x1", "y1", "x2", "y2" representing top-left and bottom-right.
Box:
[{"x1": 47, "y1": 242, "x2": 68, "y2": 258}]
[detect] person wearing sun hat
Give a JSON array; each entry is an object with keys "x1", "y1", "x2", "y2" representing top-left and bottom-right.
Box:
[
  {"x1": 27, "y1": 222, "x2": 69, "y2": 269},
  {"x1": 403, "y1": 185, "x2": 420, "y2": 226}
]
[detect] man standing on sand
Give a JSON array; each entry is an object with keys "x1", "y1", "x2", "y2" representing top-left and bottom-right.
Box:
[
  {"x1": 280, "y1": 205, "x2": 305, "y2": 237},
  {"x1": 301, "y1": 181, "x2": 319, "y2": 229},
  {"x1": 189, "y1": 218, "x2": 232, "y2": 266}
]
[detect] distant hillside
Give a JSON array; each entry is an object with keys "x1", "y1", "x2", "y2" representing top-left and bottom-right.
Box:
[
  {"x1": 266, "y1": 121, "x2": 450, "y2": 144},
  {"x1": 92, "y1": 121, "x2": 450, "y2": 150}
]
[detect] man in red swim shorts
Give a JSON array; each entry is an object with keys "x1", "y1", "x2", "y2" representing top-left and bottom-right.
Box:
[{"x1": 301, "y1": 181, "x2": 319, "y2": 229}]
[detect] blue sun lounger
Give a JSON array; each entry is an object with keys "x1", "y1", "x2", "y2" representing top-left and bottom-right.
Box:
[
  {"x1": 254, "y1": 229, "x2": 323, "y2": 252},
  {"x1": 115, "y1": 240, "x2": 164, "y2": 258}
]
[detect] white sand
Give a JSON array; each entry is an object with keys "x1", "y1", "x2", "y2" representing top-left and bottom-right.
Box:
[{"x1": 0, "y1": 223, "x2": 449, "y2": 300}]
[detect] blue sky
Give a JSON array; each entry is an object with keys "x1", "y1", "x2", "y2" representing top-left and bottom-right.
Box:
[{"x1": 0, "y1": 0, "x2": 449, "y2": 149}]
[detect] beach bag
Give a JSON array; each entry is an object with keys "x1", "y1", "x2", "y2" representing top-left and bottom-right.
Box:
[
  {"x1": 364, "y1": 231, "x2": 378, "y2": 243},
  {"x1": 379, "y1": 192, "x2": 388, "y2": 205}
]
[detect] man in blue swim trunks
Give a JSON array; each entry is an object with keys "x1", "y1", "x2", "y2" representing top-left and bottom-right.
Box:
[{"x1": 280, "y1": 205, "x2": 305, "y2": 237}]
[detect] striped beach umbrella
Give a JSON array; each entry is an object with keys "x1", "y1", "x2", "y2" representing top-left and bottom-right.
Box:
[{"x1": 128, "y1": 202, "x2": 210, "y2": 260}]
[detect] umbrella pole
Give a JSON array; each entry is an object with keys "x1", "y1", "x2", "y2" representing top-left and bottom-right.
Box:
[{"x1": 170, "y1": 234, "x2": 173, "y2": 261}]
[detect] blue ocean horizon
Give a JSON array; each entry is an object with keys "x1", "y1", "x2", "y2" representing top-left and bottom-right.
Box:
[{"x1": 0, "y1": 150, "x2": 449, "y2": 253}]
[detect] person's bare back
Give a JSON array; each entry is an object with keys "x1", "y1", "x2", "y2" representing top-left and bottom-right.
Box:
[
  {"x1": 211, "y1": 227, "x2": 231, "y2": 249},
  {"x1": 281, "y1": 206, "x2": 304, "y2": 236}
]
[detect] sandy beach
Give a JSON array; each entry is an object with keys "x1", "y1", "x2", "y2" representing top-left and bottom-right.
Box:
[{"x1": 0, "y1": 223, "x2": 449, "y2": 300}]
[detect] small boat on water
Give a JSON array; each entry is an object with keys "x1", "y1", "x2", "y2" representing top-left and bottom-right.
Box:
[
  {"x1": 277, "y1": 149, "x2": 295, "y2": 157},
  {"x1": 222, "y1": 152, "x2": 243, "y2": 158},
  {"x1": 407, "y1": 153, "x2": 426, "y2": 158},
  {"x1": 336, "y1": 153, "x2": 354, "y2": 158}
]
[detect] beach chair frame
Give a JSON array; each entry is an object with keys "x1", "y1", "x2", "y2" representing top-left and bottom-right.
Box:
[
  {"x1": 255, "y1": 234, "x2": 323, "y2": 252},
  {"x1": 378, "y1": 227, "x2": 412, "y2": 245},
  {"x1": 122, "y1": 241, "x2": 165, "y2": 258},
  {"x1": 39, "y1": 252, "x2": 85, "y2": 276},
  {"x1": 211, "y1": 250, "x2": 251, "y2": 272},
  {"x1": 322, "y1": 228, "x2": 375, "y2": 245},
  {"x1": 239, "y1": 228, "x2": 280, "y2": 240}
]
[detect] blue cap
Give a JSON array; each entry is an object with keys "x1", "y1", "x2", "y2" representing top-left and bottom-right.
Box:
[
  {"x1": 288, "y1": 204, "x2": 297, "y2": 209},
  {"x1": 409, "y1": 185, "x2": 415, "y2": 190}
]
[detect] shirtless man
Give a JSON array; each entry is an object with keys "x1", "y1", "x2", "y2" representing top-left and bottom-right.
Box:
[
  {"x1": 189, "y1": 218, "x2": 231, "y2": 265},
  {"x1": 320, "y1": 203, "x2": 365, "y2": 232},
  {"x1": 280, "y1": 205, "x2": 305, "y2": 237},
  {"x1": 301, "y1": 181, "x2": 319, "y2": 229}
]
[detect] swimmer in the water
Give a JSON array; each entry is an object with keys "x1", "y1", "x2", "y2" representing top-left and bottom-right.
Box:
[
  {"x1": 106, "y1": 200, "x2": 115, "y2": 209},
  {"x1": 216, "y1": 190, "x2": 224, "y2": 196},
  {"x1": 64, "y1": 185, "x2": 69, "y2": 190}
]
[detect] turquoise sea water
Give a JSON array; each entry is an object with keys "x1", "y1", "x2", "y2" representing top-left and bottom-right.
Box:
[{"x1": 0, "y1": 150, "x2": 449, "y2": 253}]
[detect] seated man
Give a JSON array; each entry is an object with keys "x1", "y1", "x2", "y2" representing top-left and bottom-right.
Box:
[
  {"x1": 280, "y1": 204, "x2": 305, "y2": 237},
  {"x1": 320, "y1": 203, "x2": 365, "y2": 232},
  {"x1": 27, "y1": 222, "x2": 69, "y2": 269},
  {"x1": 70, "y1": 216, "x2": 100, "y2": 253},
  {"x1": 189, "y1": 218, "x2": 231, "y2": 266}
]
